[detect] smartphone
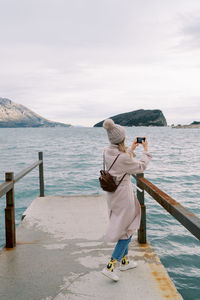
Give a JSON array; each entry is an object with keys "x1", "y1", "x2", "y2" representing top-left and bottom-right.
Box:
[{"x1": 137, "y1": 137, "x2": 146, "y2": 144}]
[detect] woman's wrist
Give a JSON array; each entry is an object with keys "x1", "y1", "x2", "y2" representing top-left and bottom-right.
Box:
[{"x1": 131, "y1": 145, "x2": 136, "y2": 151}]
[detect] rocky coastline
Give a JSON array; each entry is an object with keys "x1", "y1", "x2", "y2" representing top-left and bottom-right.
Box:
[{"x1": 171, "y1": 121, "x2": 200, "y2": 129}]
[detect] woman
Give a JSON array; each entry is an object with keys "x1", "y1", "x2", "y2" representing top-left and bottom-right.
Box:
[{"x1": 101, "y1": 119, "x2": 152, "y2": 282}]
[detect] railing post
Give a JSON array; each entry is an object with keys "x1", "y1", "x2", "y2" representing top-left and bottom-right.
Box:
[
  {"x1": 38, "y1": 152, "x2": 44, "y2": 197},
  {"x1": 5, "y1": 172, "x2": 16, "y2": 248},
  {"x1": 136, "y1": 173, "x2": 146, "y2": 244}
]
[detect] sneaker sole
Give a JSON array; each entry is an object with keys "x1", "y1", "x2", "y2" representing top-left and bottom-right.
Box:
[
  {"x1": 101, "y1": 270, "x2": 119, "y2": 282},
  {"x1": 119, "y1": 263, "x2": 137, "y2": 271}
]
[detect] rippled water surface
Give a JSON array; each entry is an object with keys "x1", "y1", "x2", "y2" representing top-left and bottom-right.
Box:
[{"x1": 0, "y1": 127, "x2": 200, "y2": 299}]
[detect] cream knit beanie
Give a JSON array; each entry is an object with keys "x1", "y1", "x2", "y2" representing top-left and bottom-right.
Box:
[{"x1": 103, "y1": 119, "x2": 126, "y2": 144}]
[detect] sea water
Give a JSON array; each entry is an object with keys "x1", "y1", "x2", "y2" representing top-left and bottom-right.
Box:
[{"x1": 0, "y1": 127, "x2": 200, "y2": 300}]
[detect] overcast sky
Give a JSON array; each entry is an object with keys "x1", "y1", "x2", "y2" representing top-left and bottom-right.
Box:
[{"x1": 0, "y1": 0, "x2": 200, "y2": 126}]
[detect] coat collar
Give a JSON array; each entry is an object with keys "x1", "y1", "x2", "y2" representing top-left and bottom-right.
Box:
[
  {"x1": 109, "y1": 144, "x2": 119, "y2": 149},
  {"x1": 108, "y1": 144, "x2": 120, "y2": 152}
]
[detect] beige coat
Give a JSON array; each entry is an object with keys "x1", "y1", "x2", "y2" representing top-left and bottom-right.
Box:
[{"x1": 104, "y1": 144, "x2": 152, "y2": 243}]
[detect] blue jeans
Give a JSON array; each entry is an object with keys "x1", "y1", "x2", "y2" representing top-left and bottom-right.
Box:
[{"x1": 111, "y1": 235, "x2": 132, "y2": 262}]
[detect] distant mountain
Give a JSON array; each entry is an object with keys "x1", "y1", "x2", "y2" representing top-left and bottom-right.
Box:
[
  {"x1": 94, "y1": 109, "x2": 167, "y2": 127},
  {"x1": 0, "y1": 98, "x2": 71, "y2": 128}
]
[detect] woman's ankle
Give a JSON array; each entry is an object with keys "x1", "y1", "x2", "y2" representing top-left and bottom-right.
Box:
[{"x1": 106, "y1": 258, "x2": 118, "y2": 271}]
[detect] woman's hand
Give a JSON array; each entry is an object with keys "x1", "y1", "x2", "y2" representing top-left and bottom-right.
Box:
[
  {"x1": 142, "y1": 137, "x2": 148, "y2": 152},
  {"x1": 131, "y1": 138, "x2": 139, "y2": 151}
]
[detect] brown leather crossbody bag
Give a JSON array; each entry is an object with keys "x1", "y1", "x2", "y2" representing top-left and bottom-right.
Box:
[{"x1": 99, "y1": 153, "x2": 126, "y2": 192}]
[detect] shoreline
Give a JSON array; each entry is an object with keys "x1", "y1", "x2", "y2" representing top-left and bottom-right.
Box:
[{"x1": 172, "y1": 124, "x2": 200, "y2": 129}]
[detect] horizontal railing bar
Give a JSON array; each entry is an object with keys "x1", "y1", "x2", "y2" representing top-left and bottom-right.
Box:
[
  {"x1": 14, "y1": 160, "x2": 42, "y2": 183},
  {"x1": 137, "y1": 176, "x2": 200, "y2": 240},
  {"x1": 0, "y1": 181, "x2": 13, "y2": 198},
  {"x1": 0, "y1": 159, "x2": 42, "y2": 198}
]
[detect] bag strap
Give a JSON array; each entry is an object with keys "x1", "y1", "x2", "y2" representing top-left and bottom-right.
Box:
[
  {"x1": 107, "y1": 154, "x2": 120, "y2": 171},
  {"x1": 103, "y1": 152, "x2": 120, "y2": 171},
  {"x1": 117, "y1": 173, "x2": 127, "y2": 188}
]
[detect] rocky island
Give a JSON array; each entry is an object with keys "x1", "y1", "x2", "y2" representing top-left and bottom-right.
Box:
[
  {"x1": 0, "y1": 98, "x2": 70, "y2": 128},
  {"x1": 94, "y1": 109, "x2": 167, "y2": 127}
]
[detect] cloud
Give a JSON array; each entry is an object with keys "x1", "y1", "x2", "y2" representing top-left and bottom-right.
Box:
[
  {"x1": 0, "y1": 0, "x2": 200, "y2": 126},
  {"x1": 175, "y1": 12, "x2": 200, "y2": 50}
]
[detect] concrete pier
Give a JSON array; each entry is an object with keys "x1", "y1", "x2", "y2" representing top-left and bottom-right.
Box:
[{"x1": 0, "y1": 195, "x2": 183, "y2": 300}]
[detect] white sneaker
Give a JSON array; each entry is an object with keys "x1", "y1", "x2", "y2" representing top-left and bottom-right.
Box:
[
  {"x1": 101, "y1": 267, "x2": 119, "y2": 281},
  {"x1": 119, "y1": 261, "x2": 137, "y2": 271}
]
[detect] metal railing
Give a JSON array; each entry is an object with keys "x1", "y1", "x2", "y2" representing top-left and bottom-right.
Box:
[
  {"x1": 0, "y1": 152, "x2": 44, "y2": 248},
  {"x1": 133, "y1": 173, "x2": 200, "y2": 243}
]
